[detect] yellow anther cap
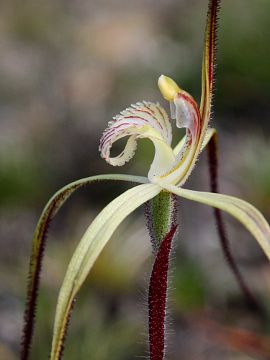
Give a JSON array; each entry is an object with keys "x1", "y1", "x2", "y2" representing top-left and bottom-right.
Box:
[{"x1": 158, "y1": 75, "x2": 181, "y2": 101}]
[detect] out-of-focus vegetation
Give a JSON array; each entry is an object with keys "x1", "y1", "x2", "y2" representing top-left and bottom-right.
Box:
[{"x1": 0, "y1": 0, "x2": 270, "y2": 359}]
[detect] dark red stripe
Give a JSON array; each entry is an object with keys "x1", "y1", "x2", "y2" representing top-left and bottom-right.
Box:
[
  {"x1": 180, "y1": 93, "x2": 201, "y2": 137},
  {"x1": 99, "y1": 120, "x2": 140, "y2": 148}
]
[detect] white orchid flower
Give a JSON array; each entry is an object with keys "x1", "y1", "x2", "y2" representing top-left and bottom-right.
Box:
[{"x1": 20, "y1": 1, "x2": 270, "y2": 359}]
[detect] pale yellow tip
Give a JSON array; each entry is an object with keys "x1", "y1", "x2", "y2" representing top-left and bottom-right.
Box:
[{"x1": 158, "y1": 75, "x2": 181, "y2": 101}]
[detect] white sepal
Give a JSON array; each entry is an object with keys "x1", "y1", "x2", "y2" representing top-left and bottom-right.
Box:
[
  {"x1": 50, "y1": 183, "x2": 161, "y2": 359},
  {"x1": 160, "y1": 183, "x2": 270, "y2": 261}
]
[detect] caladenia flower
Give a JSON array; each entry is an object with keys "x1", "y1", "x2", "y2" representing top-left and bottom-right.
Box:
[{"x1": 20, "y1": 1, "x2": 270, "y2": 360}]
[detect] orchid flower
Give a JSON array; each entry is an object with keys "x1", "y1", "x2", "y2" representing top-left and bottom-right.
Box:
[{"x1": 20, "y1": 1, "x2": 270, "y2": 360}]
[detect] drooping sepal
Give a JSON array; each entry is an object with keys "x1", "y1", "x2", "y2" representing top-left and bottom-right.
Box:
[
  {"x1": 160, "y1": 183, "x2": 270, "y2": 262},
  {"x1": 20, "y1": 174, "x2": 147, "y2": 360},
  {"x1": 50, "y1": 184, "x2": 161, "y2": 360}
]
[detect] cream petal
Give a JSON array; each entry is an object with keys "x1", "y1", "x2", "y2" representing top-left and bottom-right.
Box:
[
  {"x1": 50, "y1": 183, "x2": 161, "y2": 359},
  {"x1": 160, "y1": 183, "x2": 270, "y2": 261},
  {"x1": 99, "y1": 101, "x2": 175, "y2": 178}
]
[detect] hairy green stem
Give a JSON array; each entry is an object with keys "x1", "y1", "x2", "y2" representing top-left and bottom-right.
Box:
[{"x1": 145, "y1": 191, "x2": 177, "y2": 252}]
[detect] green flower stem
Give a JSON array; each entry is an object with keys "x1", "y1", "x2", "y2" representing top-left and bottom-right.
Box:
[{"x1": 146, "y1": 191, "x2": 177, "y2": 252}]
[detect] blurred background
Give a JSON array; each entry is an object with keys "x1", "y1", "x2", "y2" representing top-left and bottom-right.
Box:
[{"x1": 0, "y1": 0, "x2": 270, "y2": 359}]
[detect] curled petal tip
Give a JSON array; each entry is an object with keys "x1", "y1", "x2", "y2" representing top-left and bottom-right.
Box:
[
  {"x1": 158, "y1": 75, "x2": 181, "y2": 101},
  {"x1": 99, "y1": 101, "x2": 174, "y2": 173}
]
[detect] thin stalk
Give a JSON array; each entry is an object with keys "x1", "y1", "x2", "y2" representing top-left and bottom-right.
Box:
[{"x1": 207, "y1": 134, "x2": 263, "y2": 313}]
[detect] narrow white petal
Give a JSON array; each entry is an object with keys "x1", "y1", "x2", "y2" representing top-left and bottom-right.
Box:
[
  {"x1": 160, "y1": 183, "x2": 270, "y2": 261},
  {"x1": 50, "y1": 183, "x2": 161, "y2": 359}
]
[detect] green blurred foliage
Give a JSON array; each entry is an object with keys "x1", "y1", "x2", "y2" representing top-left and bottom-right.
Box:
[{"x1": 173, "y1": 258, "x2": 206, "y2": 311}]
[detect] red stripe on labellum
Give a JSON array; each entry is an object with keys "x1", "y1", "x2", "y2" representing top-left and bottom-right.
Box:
[
  {"x1": 134, "y1": 108, "x2": 163, "y2": 130},
  {"x1": 99, "y1": 102, "x2": 171, "y2": 153},
  {"x1": 148, "y1": 225, "x2": 178, "y2": 360},
  {"x1": 150, "y1": 103, "x2": 171, "y2": 135},
  {"x1": 143, "y1": 103, "x2": 171, "y2": 138},
  {"x1": 99, "y1": 121, "x2": 137, "y2": 148},
  {"x1": 100, "y1": 116, "x2": 149, "y2": 149}
]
